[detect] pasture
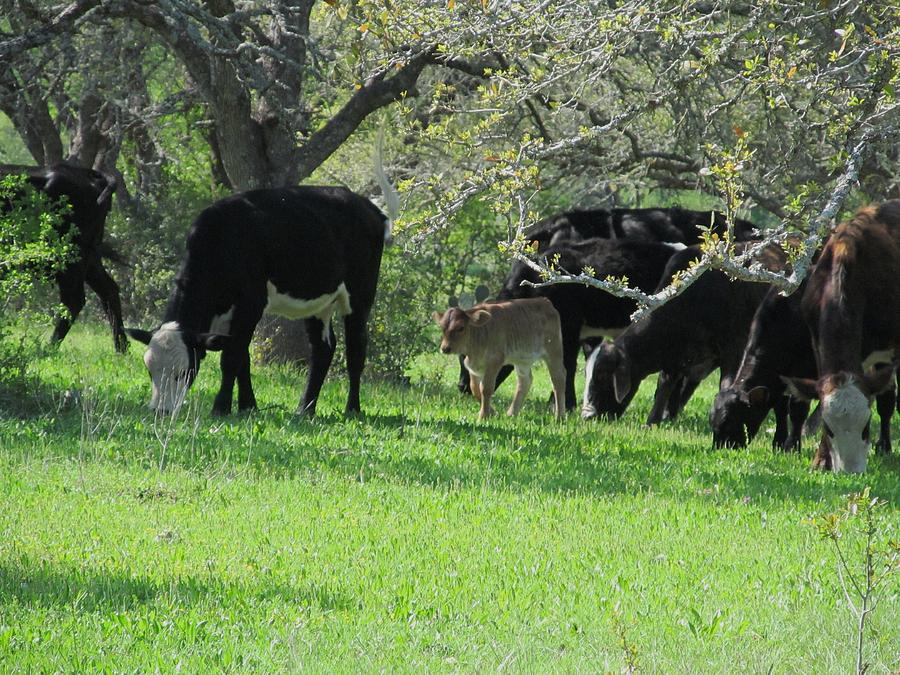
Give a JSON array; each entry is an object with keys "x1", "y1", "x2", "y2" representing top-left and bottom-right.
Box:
[{"x1": 0, "y1": 325, "x2": 898, "y2": 672}]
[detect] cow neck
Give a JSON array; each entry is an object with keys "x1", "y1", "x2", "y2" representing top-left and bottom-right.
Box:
[
  {"x1": 162, "y1": 266, "x2": 222, "y2": 335},
  {"x1": 616, "y1": 321, "x2": 664, "y2": 383}
]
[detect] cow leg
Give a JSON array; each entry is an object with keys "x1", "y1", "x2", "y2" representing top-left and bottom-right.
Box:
[
  {"x1": 343, "y1": 312, "x2": 370, "y2": 415},
  {"x1": 545, "y1": 353, "x2": 567, "y2": 420},
  {"x1": 52, "y1": 268, "x2": 86, "y2": 346},
  {"x1": 85, "y1": 260, "x2": 128, "y2": 353},
  {"x1": 212, "y1": 338, "x2": 255, "y2": 416},
  {"x1": 508, "y1": 366, "x2": 532, "y2": 416},
  {"x1": 297, "y1": 317, "x2": 336, "y2": 416},
  {"x1": 665, "y1": 375, "x2": 703, "y2": 421},
  {"x1": 811, "y1": 436, "x2": 833, "y2": 471},
  {"x1": 477, "y1": 362, "x2": 502, "y2": 420},
  {"x1": 560, "y1": 324, "x2": 581, "y2": 411},
  {"x1": 782, "y1": 398, "x2": 809, "y2": 453},
  {"x1": 494, "y1": 364, "x2": 514, "y2": 390},
  {"x1": 457, "y1": 355, "x2": 471, "y2": 394},
  {"x1": 874, "y1": 386, "x2": 896, "y2": 456},
  {"x1": 646, "y1": 372, "x2": 679, "y2": 426},
  {"x1": 469, "y1": 373, "x2": 483, "y2": 403},
  {"x1": 772, "y1": 395, "x2": 789, "y2": 450}
]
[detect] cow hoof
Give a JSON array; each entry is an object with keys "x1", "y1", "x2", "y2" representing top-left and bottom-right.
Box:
[{"x1": 210, "y1": 407, "x2": 231, "y2": 417}]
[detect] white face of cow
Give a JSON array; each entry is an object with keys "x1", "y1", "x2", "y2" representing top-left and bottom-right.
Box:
[
  {"x1": 784, "y1": 365, "x2": 896, "y2": 474},
  {"x1": 820, "y1": 379, "x2": 871, "y2": 473},
  {"x1": 143, "y1": 322, "x2": 193, "y2": 414}
]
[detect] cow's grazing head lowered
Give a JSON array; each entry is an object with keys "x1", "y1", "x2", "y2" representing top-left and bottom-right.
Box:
[
  {"x1": 128, "y1": 186, "x2": 388, "y2": 416},
  {"x1": 783, "y1": 200, "x2": 900, "y2": 473},
  {"x1": 433, "y1": 298, "x2": 566, "y2": 420},
  {"x1": 126, "y1": 323, "x2": 228, "y2": 413},
  {"x1": 0, "y1": 162, "x2": 126, "y2": 352},
  {"x1": 784, "y1": 367, "x2": 896, "y2": 473}
]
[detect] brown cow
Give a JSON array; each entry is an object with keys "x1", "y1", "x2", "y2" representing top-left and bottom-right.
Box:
[
  {"x1": 784, "y1": 200, "x2": 900, "y2": 473},
  {"x1": 433, "y1": 298, "x2": 566, "y2": 420}
]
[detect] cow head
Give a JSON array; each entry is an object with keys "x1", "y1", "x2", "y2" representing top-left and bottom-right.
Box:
[
  {"x1": 126, "y1": 322, "x2": 228, "y2": 413},
  {"x1": 783, "y1": 365, "x2": 895, "y2": 473},
  {"x1": 581, "y1": 342, "x2": 634, "y2": 420},
  {"x1": 709, "y1": 385, "x2": 770, "y2": 448},
  {"x1": 432, "y1": 307, "x2": 491, "y2": 355}
]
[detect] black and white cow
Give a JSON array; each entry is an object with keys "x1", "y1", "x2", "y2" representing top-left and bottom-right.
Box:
[
  {"x1": 524, "y1": 206, "x2": 757, "y2": 251},
  {"x1": 496, "y1": 237, "x2": 688, "y2": 410},
  {"x1": 0, "y1": 162, "x2": 126, "y2": 352},
  {"x1": 582, "y1": 244, "x2": 788, "y2": 424},
  {"x1": 783, "y1": 201, "x2": 900, "y2": 472},
  {"x1": 127, "y1": 186, "x2": 389, "y2": 416}
]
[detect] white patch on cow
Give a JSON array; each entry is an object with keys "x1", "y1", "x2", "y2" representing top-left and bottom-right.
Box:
[
  {"x1": 209, "y1": 306, "x2": 234, "y2": 335},
  {"x1": 265, "y1": 281, "x2": 352, "y2": 346},
  {"x1": 821, "y1": 382, "x2": 871, "y2": 473},
  {"x1": 581, "y1": 325, "x2": 623, "y2": 340},
  {"x1": 144, "y1": 321, "x2": 191, "y2": 413},
  {"x1": 582, "y1": 342, "x2": 603, "y2": 417},
  {"x1": 662, "y1": 241, "x2": 688, "y2": 251},
  {"x1": 862, "y1": 349, "x2": 895, "y2": 370}
]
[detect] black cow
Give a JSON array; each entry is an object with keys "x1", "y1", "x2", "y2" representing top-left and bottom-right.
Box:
[
  {"x1": 582, "y1": 244, "x2": 788, "y2": 424},
  {"x1": 708, "y1": 283, "x2": 816, "y2": 451},
  {"x1": 0, "y1": 162, "x2": 126, "y2": 352},
  {"x1": 496, "y1": 238, "x2": 688, "y2": 410},
  {"x1": 524, "y1": 206, "x2": 757, "y2": 251},
  {"x1": 126, "y1": 186, "x2": 388, "y2": 416}
]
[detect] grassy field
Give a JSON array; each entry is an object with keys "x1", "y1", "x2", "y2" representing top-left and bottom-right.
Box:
[{"x1": 0, "y1": 324, "x2": 898, "y2": 673}]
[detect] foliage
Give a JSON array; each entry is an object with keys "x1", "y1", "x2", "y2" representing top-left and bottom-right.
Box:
[
  {"x1": 0, "y1": 174, "x2": 75, "y2": 392},
  {"x1": 0, "y1": 327, "x2": 897, "y2": 671}
]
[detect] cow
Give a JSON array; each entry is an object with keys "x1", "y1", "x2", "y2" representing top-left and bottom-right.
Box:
[
  {"x1": 524, "y1": 206, "x2": 757, "y2": 251},
  {"x1": 783, "y1": 201, "x2": 900, "y2": 473},
  {"x1": 433, "y1": 297, "x2": 566, "y2": 420},
  {"x1": 0, "y1": 162, "x2": 126, "y2": 352},
  {"x1": 582, "y1": 244, "x2": 789, "y2": 424},
  {"x1": 708, "y1": 283, "x2": 816, "y2": 451},
  {"x1": 495, "y1": 237, "x2": 689, "y2": 411},
  {"x1": 126, "y1": 186, "x2": 389, "y2": 416},
  {"x1": 457, "y1": 207, "x2": 759, "y2": 397}
]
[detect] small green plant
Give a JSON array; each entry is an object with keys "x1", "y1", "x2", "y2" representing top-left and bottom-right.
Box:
[{"x1": 810, "y1": 488, "x2": 900, "y2": 675}]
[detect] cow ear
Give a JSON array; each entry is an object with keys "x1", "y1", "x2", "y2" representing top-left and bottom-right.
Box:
[
  {"x1": 196, "y1": 333, "x2": 230, "y2": 352},
  {"x1": 125, "y1": 327, "x2": 154, "y2": 345},
  {"x1": 432, "y1": 311, "x2": 445, "y2": 325},
  {"x1": 862, "y1": 363, "x2": 896, "y2": 396},
  {"x1": 746, "y1": 386, "x2": 769, "y2": 407},
  {"x1": 781, "y1": 376, "x2": 819, "y2": 402},
  {"x1": 612, "y1": 352, "x2": 631, "y2": 404},
  {"x1": 469, "y1": 309, "x2": 492, "y2": 327}
]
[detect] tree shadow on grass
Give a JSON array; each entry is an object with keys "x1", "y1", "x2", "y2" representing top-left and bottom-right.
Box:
[{"x1": 0, "y1": 559, "x2": 352, "y2": 613}]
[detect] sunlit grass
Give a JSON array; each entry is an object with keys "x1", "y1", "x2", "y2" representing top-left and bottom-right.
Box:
[{"x1": 0, "y1": 324, "x2": 897, "y2": 672}]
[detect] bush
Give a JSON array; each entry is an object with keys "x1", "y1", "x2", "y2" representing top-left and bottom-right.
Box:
[{"x1": 0, "y1": 174, "x2": 75, "y2": 394}]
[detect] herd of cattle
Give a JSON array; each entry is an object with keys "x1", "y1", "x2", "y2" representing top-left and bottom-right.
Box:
[{"x1": 2, "y1": 162, "x2": 898, "y2": 474}]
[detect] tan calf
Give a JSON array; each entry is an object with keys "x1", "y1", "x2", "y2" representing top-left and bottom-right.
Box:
[{"x1": 433, "y1": 297, "x2": 566, "y2": 420}]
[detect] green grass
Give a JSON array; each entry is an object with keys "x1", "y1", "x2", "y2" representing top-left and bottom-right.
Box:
[{"x1": 0, "y1": 324, "x2": 898, "y2": 672}]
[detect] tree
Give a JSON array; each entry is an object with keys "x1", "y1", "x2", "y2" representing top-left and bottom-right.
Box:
[{"x1": 1, "y1": 0, "x2": 898, "y2": 361}]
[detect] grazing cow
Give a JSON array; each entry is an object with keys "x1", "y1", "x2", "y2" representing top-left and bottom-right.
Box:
[
  {"x1": 0, "y1": 162, "x2": 126, "y2": 352},
  {"x1": 127, "y1": 186, "x2": 388, "y2": 416},
  {"x1": 524, "y1": 206, "x2": 756, "y2": 250},
  {"x1": 709, "y1": 283, "x2": 816, "y2": 451},
  {"x1": 433, "y1": 298, "x2": 566, "y2": 420},
  {"x1": 783, "y1": 201, "x2": 900, "y2": 473},
  {"x1": 582, "y1": 244, "x2": 788, "y2": 424}
]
